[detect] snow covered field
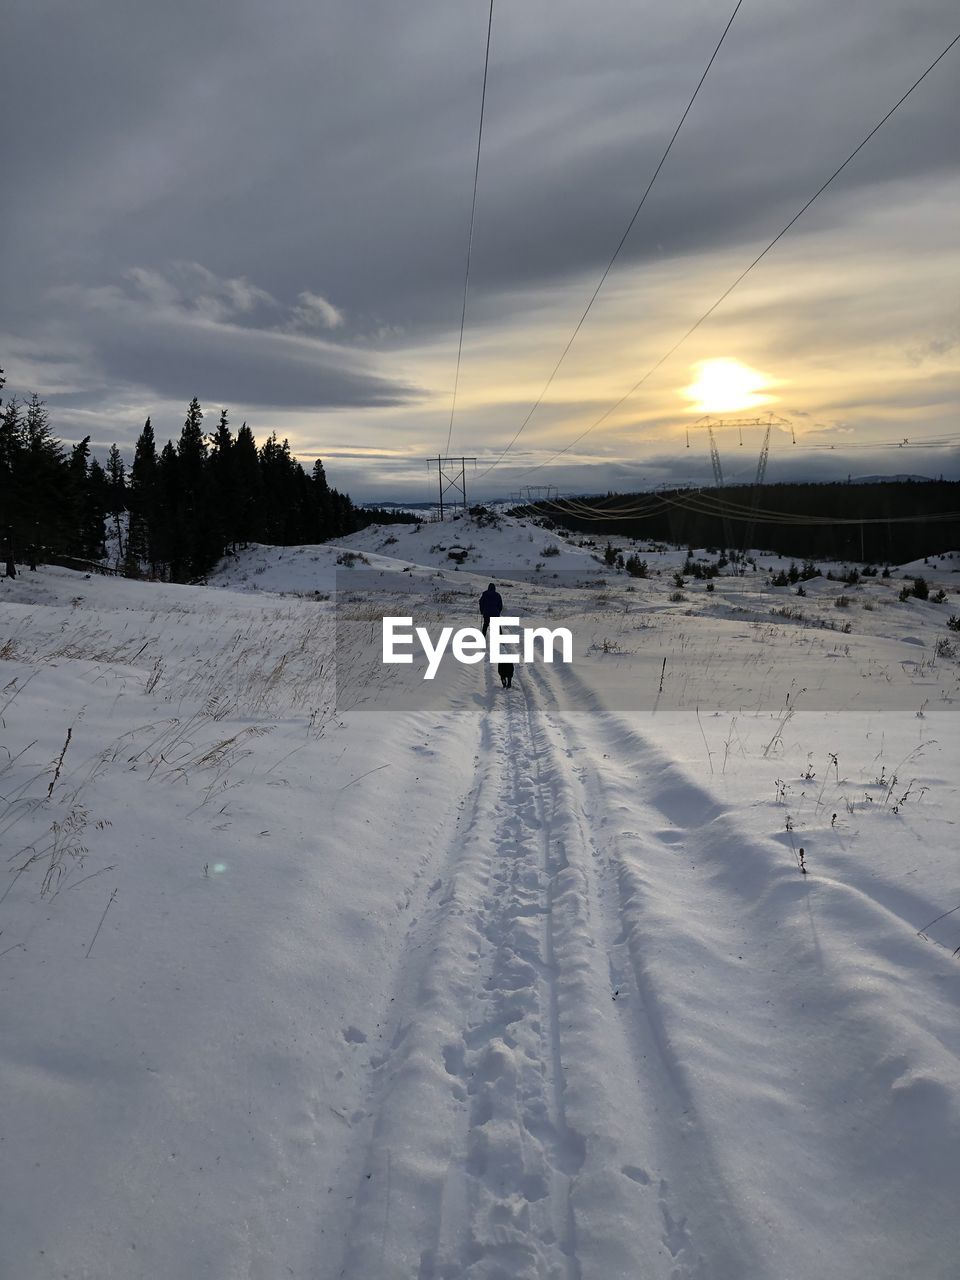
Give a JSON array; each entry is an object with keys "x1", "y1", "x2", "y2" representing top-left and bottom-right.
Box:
[{"x1": 2, "y1": 513, "x2": 959, "y2": 1279}]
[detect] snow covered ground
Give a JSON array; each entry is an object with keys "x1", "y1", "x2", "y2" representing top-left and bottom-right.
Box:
[{"x1": 1, "y1": 512, "x2": 959, "y2": 1279}]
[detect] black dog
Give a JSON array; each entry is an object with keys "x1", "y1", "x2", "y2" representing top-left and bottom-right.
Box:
[{"x1": 498, "y1": 662, "x2": 514, "y2": 689}]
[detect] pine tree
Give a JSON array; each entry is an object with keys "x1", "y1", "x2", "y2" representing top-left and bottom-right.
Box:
[
  {"x1": 177, "y1": 398, "x2": 206, "y2": 508},
  {"x1": 156, "y1": 440, "x2": 183, "y2": 578},
  {"x1": 68, "y1": 437, "x2": 92, "y2": 557},
  {"x1": 233, "y1": 422, "x2": 261, "y2": 547},
  {"x1": 178, "y1": 398, "x2": 206, "y2": 485},
  {"x1": 208, "y1": 409, "x2": 234, "y2": 555},
  {"x1": 258, "y1": 432, "x2": 295, "y2": 542},
  {"x1": 310, "y1": 458, "x2": 333, "y2": 541},
  {"x1": 128, "y1": 419, "x2": 158, "y2": 572},
  {"x1": 175, "y1": 398, "x2": 210, "y2": 576},
  {"x1": 1, "y1": 395, "x2": 26, "y2": 571},
  {"x1": 106, "y1": 443, "x2": 127, "y2": 565},
  {"x1": 22, "y1": 395, "x2": 66, "y2": 563},
  {"x1": 85, "y1": 457, "x2": 108, "y2": 558},
  {"x1": 0, "y1": 372, "x2": 17, "y2": 577},
  {"x1": 0, "y1": 377, "x2": 371, "y2": 577},
  {"x1": 0, "y1": 398, "x2": 25, "y2": 548},
  {"x1": 0, "y1": 369, "x2": 8, "y2": 576}
]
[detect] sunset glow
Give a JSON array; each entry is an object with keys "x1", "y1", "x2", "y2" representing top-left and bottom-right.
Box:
[{"x1": 682, "y1": 358, "x2": 774, "y2": 415}]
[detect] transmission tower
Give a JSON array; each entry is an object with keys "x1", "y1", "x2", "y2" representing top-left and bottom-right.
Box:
[
  {"x1": 742, "y1": 422, "x2": 771, "y2": 554},
  {"x1": 688, "y1": 414, "x2": 794, "y2": 554},
  {"x1": 428, "y1": 455, "x2": 477, "y2": 520},
  {"x1": 523, "y1": 485, "x2": 558, "y2": 505},
  {"x1": 690, "y1": 417, "x2": 732, "y2": 548},
  {"x1": 706, "y1": 423, "x2": 725, "y2": 488},
  {"x1": 742, "y1": 414, "x2": 793, "y2": 552}
]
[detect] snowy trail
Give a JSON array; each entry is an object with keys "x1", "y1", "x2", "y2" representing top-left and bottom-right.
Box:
[
  {"x1": 337, "y1": 672, "x2": 586, "y2": 1278},
  {"x1": 335, "y1": 664, "x2": 761, "y2": 1280}
]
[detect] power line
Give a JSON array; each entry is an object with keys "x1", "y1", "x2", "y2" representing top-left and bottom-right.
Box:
[
  {"x1": 475, "y1": 0, "x2": 746, "y2": 480},
  {"x1": 661, "y1": 489, "x2": 959, "y2": 526},
  {"x1": 445, "y1": 0, "x2": 495, "y2": 457},
  {"x1": 528, "y1": 491, "x2": 960, "y2": 527},
  {"x1": 498, "y1": 27, "x2": 960, "y2": 485},
  {"x1": 507, "y1": 433, "x2": 960, "y2": 516},
  {"x1": 482, "y1": 431, "x2": 959, "y2": 508},
  {"x1": 791, "y1": 436, "x2": 960, "y2": 452}
]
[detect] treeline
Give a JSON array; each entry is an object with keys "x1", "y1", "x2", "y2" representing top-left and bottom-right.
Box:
[
  {"x1": 542, "y1": 480, "x2": 960, "y2": 563},
  {"x1": 1, "y1": 373, "x2": 410, "y2": 581}
]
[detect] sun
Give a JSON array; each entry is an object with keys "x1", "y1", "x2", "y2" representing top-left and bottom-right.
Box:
[{"x1": 681, "y1": 358, "x2": 773, "y2": 414}]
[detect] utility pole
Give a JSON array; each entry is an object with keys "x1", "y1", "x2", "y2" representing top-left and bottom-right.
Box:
[{"x1": 428, "y1": 456, "x2": 477, "y2": 520}]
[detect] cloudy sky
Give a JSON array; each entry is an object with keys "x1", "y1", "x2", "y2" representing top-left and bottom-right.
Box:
[{"x1": 2, "y1": 0, "x2": 958, "y2": 501}]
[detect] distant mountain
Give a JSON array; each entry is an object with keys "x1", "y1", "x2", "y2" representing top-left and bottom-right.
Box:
[
  {"x1": 853, "y1": 474, "x2": 935, "y2": 484},
  {"x1": 361, "y1": 500, "x2": 437, "y2": 510}
]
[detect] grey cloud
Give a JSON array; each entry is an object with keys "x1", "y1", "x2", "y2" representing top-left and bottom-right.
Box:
[
  {"x1": 4, "y1": 1, "x2": 955, "y2": 320},
  {"x1": 1, "y1": 0, "x2": 956, "y2": 460},
  {"x1": 96, "y1": 326, "x2": 412, "y2": 411},
  {"x1": 286, "y1": 292, "x2": 346, "y2": 332},
  {"x1": 122, "y1": 263, "x2": 278, "y2": 325},
  {"x1": 906, "y1": 323, "x2": 960, "y2": 366},
  {"x1": 23, "y1": 268, "x2": 419, "y2": 413}
]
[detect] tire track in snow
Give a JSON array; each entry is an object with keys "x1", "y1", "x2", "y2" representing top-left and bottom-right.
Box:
[
  {"x1": 335, "y1": 674, "x2": 587, "y2": 1279},
  {"x1": 525, "y1": 664, "x2": 762, "y2": 1279},
  {"x1": 332, "y1": 685, "x2": 502, "y2": 1279},
  {"x1": 336, "y1": 651, "x2": 786, "y2": 1278},
  {"x1": 451, "y1": 674, "x2": 583, "y2": 1278},
  {"x1": 336, "y1": 647, "x2": 772, "y2": 1278}
]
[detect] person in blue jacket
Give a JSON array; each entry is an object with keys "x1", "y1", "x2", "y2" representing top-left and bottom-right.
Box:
[{"x1": 478, "y1": 582, "x2": 503, "y2": 636}]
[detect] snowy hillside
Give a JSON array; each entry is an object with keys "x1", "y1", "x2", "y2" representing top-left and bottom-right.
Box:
[
  {"x1": 2, "y1": 517, "x2": 959, "y2": 1279},
  {"x1": 208, "y1": 511, "x2": 614, "y2": 595}
]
